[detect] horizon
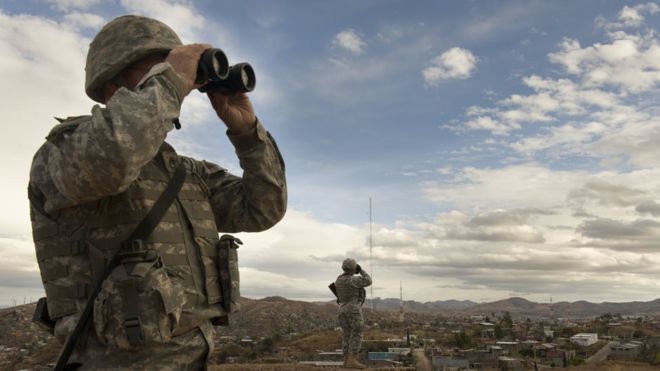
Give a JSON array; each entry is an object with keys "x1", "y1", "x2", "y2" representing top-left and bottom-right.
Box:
[
  {"x1": 2, "y1": 1, "x2": 660, "y2": 305},
  {"x1": 4, "y1": 294, "x2": 660, "y2": 311}
]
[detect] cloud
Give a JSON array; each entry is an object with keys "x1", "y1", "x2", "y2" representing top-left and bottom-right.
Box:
[
  {"x1": 575, "y1": 217, "x2": 660, "y2": 252},
  {"x1": 62, "y1": 12, "x2": 104, "y2": 30},
  {"x1": 120, "y1": 0, "x2": 205, "y2": 42},
  {"x1": 423, "y1": 47, "x2": 477, "y2": 86},
  {"x1": 455, "y1": 6, "x2": 660, "y2": 171},
  {"x1": 461, "y1": 75, "x2": 620, "y2": 136},
  {"x1": 636, "y1": 200, "x2": 660, "y2": 217},
  {"x1": 568, "y1": 180, "x2": 647, "y2": 207},
  {"x1": 333, "y1": 29, "x2": 367, "y2": 54},
  {"x1": 548, "y1": 35, "x2": 660, "y2": 93},
  {"x1": 422, "y1": 164, "x2": 586, "y2": 210},
  {"x1": 596, "y1": 3, "x2": 660, "y2": 29},
  {"x1": 0, "y1": 11, "x2": 92, "y2": 237},
  {"x1": 424, "y1": 209, "x2": 549, "y2": 244},
  {"x1": 578, "y1": 218, "x2": 660, "y2": 240},
  {"x1": 44, "y1": 0, "x2": 101, "y2": 11}
]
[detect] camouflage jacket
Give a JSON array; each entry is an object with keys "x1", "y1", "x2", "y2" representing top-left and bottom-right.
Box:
[
  {"x1": 335, "y1": 271, "x2": 372, "y2": 306},
  {"x1": 28, "y1": 62, "x2": 287, "y2": 343}
]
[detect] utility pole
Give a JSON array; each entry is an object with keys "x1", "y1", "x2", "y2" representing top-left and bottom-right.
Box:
[{"x1": 369, "y1": 197, "x2": 374, "y2": 312}]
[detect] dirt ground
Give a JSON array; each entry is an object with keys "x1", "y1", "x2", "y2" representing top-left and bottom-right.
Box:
[
  {"x1": 555, "y1": 361, "x2": 660, "y2": 370},
  {"x1": 210, "y1": 365, "x2": 407, "y2": 371}
]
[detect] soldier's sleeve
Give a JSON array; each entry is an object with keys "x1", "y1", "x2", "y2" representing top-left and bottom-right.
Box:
[
  {"x1": 200, "y1": 121, "x2": 287, "y2": 232},
  {"x1": 45, "y1": 62, "x2": 187, "y2": 210},
  {"x1": 351, "y1": 270, "x2": 372, "y2": 288}
]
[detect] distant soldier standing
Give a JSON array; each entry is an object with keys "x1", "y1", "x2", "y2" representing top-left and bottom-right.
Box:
[
  {"x1": 28, "y1": 15, "x2": 286, "y2": 370},
  {"x1": 334, "y1": 258, "x2": 372, "y2": 369}
]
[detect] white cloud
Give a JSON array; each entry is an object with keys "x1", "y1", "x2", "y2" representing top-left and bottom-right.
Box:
[
  {"x1": 62, "y1": 11, "x2": 104, "y2": 29},
  {"x1": 423, "y1": 47, "x2": 477, "y2": 86},
  {"x1": 597, "y1": 3, "x2": 660, "y2": 29},
  {"x1": 549, "y1": 35, "x2": 660, "y2": 93},
  {"x1": 120, "y1": 0, "x2": 205, "y2": 43},
  {"x1": 423, "y1": 164, "x2": 586, "y2": 210},
  {"x1": 0, "y1": 11, "x2": 92, "y2": 238},
  {"x1": 464, "y1": 116, "x2": 514, "y2": 136},
  {"x1": 456, "y1": 7, "x2": 660, "y2": 168},
  {"x1": 44, "y1": 0, "x2": 101, "y2": 11},
  {"x1": 333, "y1": 29, "x2": 367, "y2": 54}
]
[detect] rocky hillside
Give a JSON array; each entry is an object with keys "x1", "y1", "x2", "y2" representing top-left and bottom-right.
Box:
[
  {"x1": 0, "y1": 304, "x2": 59, "y2": 370},
  {"x1": 4, "y1": 295, "x2": 660, "y2": 369},
  {"x1": 461, "y1": 297, "x2": 660, "y2": 319},
  {"x1": 224, "y1": 296, "x2": 338, "y2": 337}
]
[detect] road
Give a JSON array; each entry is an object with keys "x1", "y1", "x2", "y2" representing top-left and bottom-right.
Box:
[{"x1": 585, "y1": 341, "x2": 615, "y2": 363}]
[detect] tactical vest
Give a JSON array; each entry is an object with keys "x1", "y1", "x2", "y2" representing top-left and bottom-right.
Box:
[
  {"x1": 335, "y1": 273, "x2": 361, "y2": 304},
  {"x1": 30, "y1": 120, "x2": 233, "y2": 321}
]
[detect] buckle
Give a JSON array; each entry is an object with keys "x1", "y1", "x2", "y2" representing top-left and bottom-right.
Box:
[
  {"x1": 123, "y1": 317, "x2": 143, "y2": 345},
  {"x1": 75, "y1": 284, "x2": 88, "y2": 299},
  {"x1": 119, "y1": 239, "x2": 147, "y2": 259}
]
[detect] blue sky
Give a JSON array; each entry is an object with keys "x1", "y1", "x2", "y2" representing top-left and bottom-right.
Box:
[{"x1": 2, "y1": 0, "x2": 660, "y2": 305}]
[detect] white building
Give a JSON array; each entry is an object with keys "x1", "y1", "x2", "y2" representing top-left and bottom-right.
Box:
[{"x1": 570, "y1": 333, "x2": 598, "y2": 346}]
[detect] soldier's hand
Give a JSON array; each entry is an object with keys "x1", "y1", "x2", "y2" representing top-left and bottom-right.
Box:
[
  {"x1": 166, "y1": 43, "x2": 210, "y2": 96},
  {"x1": 355, "y1": 264, "x2": 362, "y2": 274},
  {"x1": 207, "y1": 91, "x2": 257, "y2": 134}
]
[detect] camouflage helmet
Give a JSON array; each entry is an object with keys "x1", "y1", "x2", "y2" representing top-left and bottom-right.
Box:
[
  {"x1": 342, "y1": 258, "x2": 357, "y2": 273},
  {"x1": 85, "y1": 15, "x2": 182, "y2": 102}
]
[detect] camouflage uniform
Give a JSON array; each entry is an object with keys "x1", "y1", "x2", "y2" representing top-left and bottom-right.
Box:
[
  {"x1": 334, "y1": 259, "x2": 372, "y2": 357},
  {"x1": 29, "y1": 15, "x2": 286, "y2": 370}
]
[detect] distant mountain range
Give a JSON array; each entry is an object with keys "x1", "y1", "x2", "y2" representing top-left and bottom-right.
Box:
[
  {"x1": 216, "y1": 296, "x2": 660, "y2": 338},
  {"x1": 362, "y1": 297, "x2": 478, "y2": 312},
  {"x1": 363, "y1": 296, "x2": 660, "y2": 319}
]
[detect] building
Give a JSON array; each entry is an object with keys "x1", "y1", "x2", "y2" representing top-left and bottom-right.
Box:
[
  {"x1": 609, "y1": 341, "x2": 643, "y2": 361},
  {"x1": 432, "y1": 356, "x2": 469, "y2": 369},
  {"x1": 570, "y1": 333, "x2": 598, "y2": 346},
  {"x1": 496, "y1": 341, "x2": 520, "y2": 355},
  {"x1": 368, "y1": 352, "x2": 399, "y2": 361},
  {"x1": 388, "y1": 347, "x2": 411, "y2": 356},
  {"x1": 498, "y1": 356, "x2": 524, "y2": 371}
]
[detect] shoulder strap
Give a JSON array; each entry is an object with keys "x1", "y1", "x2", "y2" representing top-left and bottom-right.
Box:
[{"x1": 55, "y1": 162, "x2": 187, "y2": 371}]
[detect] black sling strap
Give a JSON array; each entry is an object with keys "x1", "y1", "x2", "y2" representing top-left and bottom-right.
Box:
[{"x1": 54, "y1": 162, "x2": 187, "y2": 371}]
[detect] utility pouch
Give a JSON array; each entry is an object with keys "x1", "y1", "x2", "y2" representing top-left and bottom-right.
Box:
[
  {"x1": 93, "y1": 251, "x2": 186, "y2": 350},
  {"x1": 217, "y1": 234, "x2": 242, "y2": 313},
  {"x1": 358, "y1": 288, "x2": 366, "y2": 305},
  {"x1": 32, "y1": 297, "x2": 56, "y2": 335}
]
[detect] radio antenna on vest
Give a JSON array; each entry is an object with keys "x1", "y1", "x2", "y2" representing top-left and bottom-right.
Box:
[{"x1": 369, "y1": 197, "x2": 374, "y2": 312}]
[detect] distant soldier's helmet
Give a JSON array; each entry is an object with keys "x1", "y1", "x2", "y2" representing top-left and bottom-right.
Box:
[
  {"x1": 342, "y1": 258, "x2": 357, "y2": 273},
  {"x1": 85, "y1": 15, "x2": 183, "y2": 103}
]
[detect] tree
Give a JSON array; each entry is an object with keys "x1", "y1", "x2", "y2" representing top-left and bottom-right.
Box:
[
  {"x1": 494, "y1": 325, "x2": 504, "y2": 339},
  {"x1": 259, "y1": 337, "x2": 275, "y2": 354},
  {"x1": 454, "y1": 330, "x2": 472, "y2": 348},
  {"x1": 500, "y1": 311, "x2": 513, "y2": 329}
]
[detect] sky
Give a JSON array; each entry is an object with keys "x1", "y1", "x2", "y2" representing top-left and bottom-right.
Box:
[{"x1": 2, "y1": 0, "x2": 660, "y2": 306}]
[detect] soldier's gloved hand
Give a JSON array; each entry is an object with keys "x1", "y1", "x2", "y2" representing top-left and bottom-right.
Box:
[{"x1": 355, "y1": 264, "x2": 362, "y2": 274}]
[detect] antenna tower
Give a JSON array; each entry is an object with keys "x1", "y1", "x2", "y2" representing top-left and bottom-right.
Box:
[{"x1": 369, "y1": 197, "x2": 374, "y2": 311}]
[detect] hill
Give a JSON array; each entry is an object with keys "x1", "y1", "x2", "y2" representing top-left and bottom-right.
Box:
[
  {"x1": 4, "y1": 295, "x2": 660, "y2": 369},
  {"x1": 460, "y1": 297, "x2": 660, "y2": 319}
]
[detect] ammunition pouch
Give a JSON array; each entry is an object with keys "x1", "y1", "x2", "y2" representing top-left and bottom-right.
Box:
[
  {"x1": 92, "y1": 244, "x2": 186, "y2": 350},
  {"x1": 358, "y1": 288, "x2": 366, "y2": 305},
  {"x1": 217, "y1": 234, "x2": 241, "y2": 313}
]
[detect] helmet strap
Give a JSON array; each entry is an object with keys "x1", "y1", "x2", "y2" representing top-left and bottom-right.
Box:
[{"x1": 111, "y1": 74, "x2": 130, "y2": 90}]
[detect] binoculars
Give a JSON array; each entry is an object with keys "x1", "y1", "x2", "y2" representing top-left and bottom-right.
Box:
[{"x1": 196, "y1": 48, "x2": 256, "y2": 93}]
